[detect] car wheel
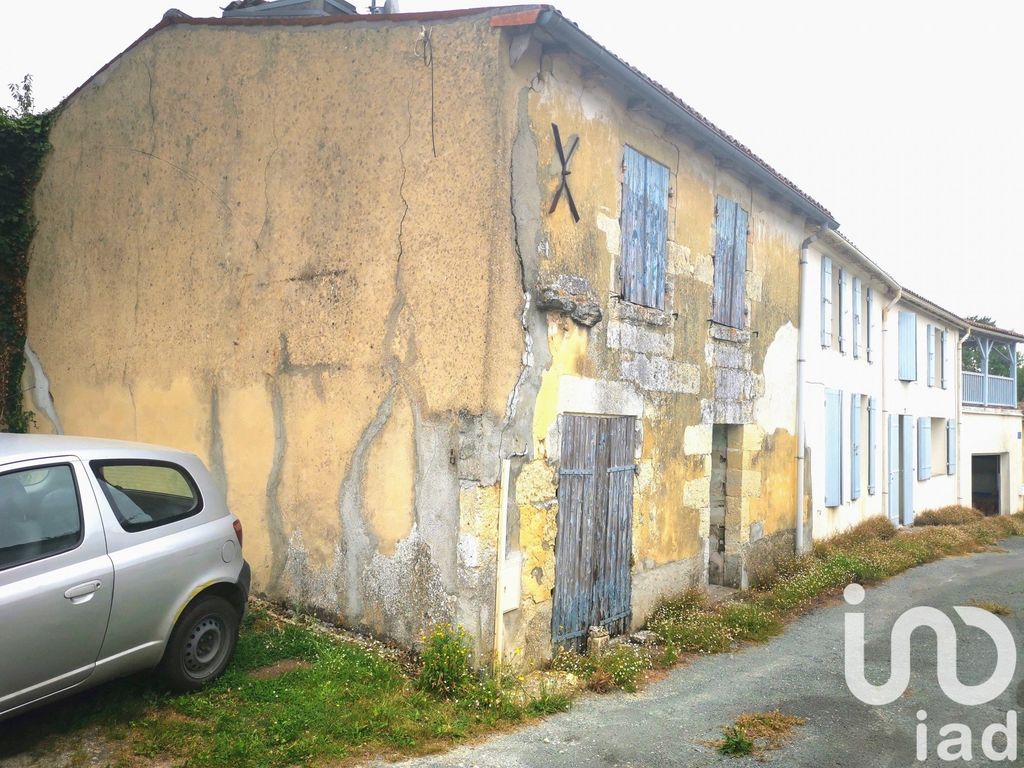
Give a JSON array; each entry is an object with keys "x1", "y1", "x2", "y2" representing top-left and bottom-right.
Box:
[{"x1": 159, "y1": 595, "x2": 239, "y2": 692}]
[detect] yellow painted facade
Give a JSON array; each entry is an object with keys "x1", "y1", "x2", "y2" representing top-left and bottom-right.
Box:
[{"x1": 23, "y1": 10, "x2": 822, "y2": 666}]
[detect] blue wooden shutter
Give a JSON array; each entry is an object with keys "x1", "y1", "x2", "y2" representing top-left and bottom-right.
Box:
[
  {"x1": 644, "y1": 160, "x2": 669, "y2": 310},
  {"x1": 917, "y1": 417, "x2": 931, "y2": 480},
  {"x1": 620, "y1": 148, "x2": 667, "y2": 310},
  {"x1": 901, "y1": 417, "x2": 914, "y2": 524},
  {"x1": 946, "y1": 420, "x2": 957, "y2": 474},
  {"x1": 852, "y1": 277, "x2": 862, "y2": 359},
  {"x1": 866, "y1": 287, "x2": 874, "y2": 363},
  {"x1": 940, "y1": 330, "x2": 949, "y2": 389},
  {"x1": 867, "y1": 396, "x2": 878, "y2": 495},
  {"x1": 821, "y1": 257, "x2": 832, "y2": 348},
  {"x1": 888, "y1": 415, "x2": 900, "y2": 522},
  {"x1": 620, "y1": 147, "x2": 645, "y2": 306},
  {"x1": 851, "y1": 395, "x2": 862, "y2": 501},
  {"x1": 837, "y1": 269, "x2": 847, "y2": 353},
  {"x1": 898, "y1": 311, "x2": 918, "y2": 381},
  {"x1": 729, "y1": 206, "x2": 749, "y2": 329},
  {"x1": 825, "y1": 389, "x2": 842, "y2": 506},
  {"x1": 926, "y1": 324, "x2": 935, "y2": 387},
  {"x1": 712, "y1": 197, "x2": 737, "y2": 326}
]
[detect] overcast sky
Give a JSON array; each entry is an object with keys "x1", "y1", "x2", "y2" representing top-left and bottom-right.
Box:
[{"x1": 3, "y1": 1, "x2": 1022, "y2": 331}]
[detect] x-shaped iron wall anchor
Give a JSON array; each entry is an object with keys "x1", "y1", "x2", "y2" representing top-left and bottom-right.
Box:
[{"x1": 549, "y1": 123, "x2": 580, "y2": 222}]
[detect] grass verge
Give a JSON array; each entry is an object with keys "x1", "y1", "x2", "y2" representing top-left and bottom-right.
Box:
[{"x1": 0, "y1": 610, "x2": 569, "y2": 768}]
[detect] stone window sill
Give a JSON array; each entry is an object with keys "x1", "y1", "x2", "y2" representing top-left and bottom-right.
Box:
[
  {"x1": 612, "y1": 296, "x2": 672, "y2": 328},
  {"x1": 709, "y1": 322, "x2": 751, "y2": 344}
]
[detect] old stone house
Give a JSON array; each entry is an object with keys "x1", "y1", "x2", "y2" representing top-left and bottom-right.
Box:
[{"x1": 22, "y1": 5, "x2": 840, "y2": 666}]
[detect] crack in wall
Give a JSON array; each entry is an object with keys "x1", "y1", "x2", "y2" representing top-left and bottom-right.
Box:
[{"x1": 264, "y1": 335, "x2": 291, "y2": 592}]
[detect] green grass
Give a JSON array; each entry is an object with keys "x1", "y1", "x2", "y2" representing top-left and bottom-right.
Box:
[{"x1": 0, "y1": 610, "x2": 569, "y2": 768}]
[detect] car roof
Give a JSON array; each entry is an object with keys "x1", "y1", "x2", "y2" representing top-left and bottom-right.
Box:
[{"x1": 0, "y1": 433, "x2": 197, "y2": 466}]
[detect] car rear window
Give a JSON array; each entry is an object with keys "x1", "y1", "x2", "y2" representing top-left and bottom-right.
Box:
[
  {"x1": 91, "y1": 461, "x2": 202, "y2": 532},
  {"x1": 0, "y1": 463, "x2": 83, "y2": 570}
]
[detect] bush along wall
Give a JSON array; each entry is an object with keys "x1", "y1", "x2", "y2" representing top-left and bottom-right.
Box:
[{"x1": 0, "y1": 105, "x2": 52, "y2": 432}]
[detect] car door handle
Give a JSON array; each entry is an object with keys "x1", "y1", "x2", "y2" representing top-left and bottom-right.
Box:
[{"x1": 64, "y1": 581, "x2": 102, "y2": 603}]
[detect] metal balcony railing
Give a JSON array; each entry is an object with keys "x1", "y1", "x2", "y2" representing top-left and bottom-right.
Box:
[{"x1": 962, "y1": 371, "x2": 1017, "y2": 407}]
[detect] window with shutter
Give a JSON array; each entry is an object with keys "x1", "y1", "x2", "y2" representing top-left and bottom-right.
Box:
[
  {"x1": 851, "y1": 395, "x2": 861, "y2": 501},
  {"x1": 825, "y1": 389, "x2": 843, "y2": 507},
  {"x1": 917, "y1": 417, "x2": 931, "y2": 481},
  {"x1": 946, "y1": 420, "x2": 957, "y2": 474},
  {"x1": 619, "y1": 146, "x2": 669, "y2": 310},
  {"x1": 711, "y1": 196, "x2": 749, "y2": 328},
  {"x1": 867, "y1": 396, "x2": 878, "y2": 495},
  {"x1": 940, "y1": 330, "x2": 949, "y2": 389},
  {"x1": 852, "y1": 278, "x2": 862, "y2": 359},
  {"x1": 898, "y1": 311, "x2": 918, "y2": 381},
  {"x1": 837, "y1": 269, "x2": 847, "y2": 353},
  {"x1": 926, "y1": 324, "x2": 936, "y2": 387},
  {"x1": 821, "y1": 257, "x2": 833, "y2": 349},
  {"x1": 866, "y1": 287, "x2": 874, "y2": 363}
]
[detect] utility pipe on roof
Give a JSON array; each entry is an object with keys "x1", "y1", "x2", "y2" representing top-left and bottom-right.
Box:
[{"x1": 796, "y1": 225, "x2": 827, "y2": 554}]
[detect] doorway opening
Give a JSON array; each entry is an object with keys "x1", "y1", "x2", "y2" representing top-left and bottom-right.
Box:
[
  {"x1": 972, "y1": 454, "x2": 1001, "y2": 515},
  {"x1": 708, "y1": 424, "x2": 741, "y2": 587}
]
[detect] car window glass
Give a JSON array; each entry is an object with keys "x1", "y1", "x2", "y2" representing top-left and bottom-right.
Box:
[
  {"x1": 92, "y1": 462, "x2": 201, "y2": 532},
  {"x1": 0, "y1": 464, "x2": 83, "y2": 570}
]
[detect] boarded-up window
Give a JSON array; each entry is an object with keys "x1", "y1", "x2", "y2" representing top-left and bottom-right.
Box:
[
  {"x1": 825, "y1": 389, "x2": 843, "y2": 507},
  {"x1": 620, "y1": 147, "x2": 669, "y2": 310},
  {"x1": 712, "y1": 196, "x2": 749, "y2": 329},
  {"x1": 898, "y1": 311, "x2": 917, "y2": 381}
]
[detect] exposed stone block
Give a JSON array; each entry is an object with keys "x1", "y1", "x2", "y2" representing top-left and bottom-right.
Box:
[
  {"x1": 683, "y1": 423, "x2": 713, "y2": 456},
  {"x1": 537, "y1": 274, "x2": 603, "y2": 327},
  {"x1": 742, "y1": 424, "x2": 767, "y2": 452},
  {"x1": 620, "y1": 354, "x2": 700, "y2": 394},
  {"x1": 606, "y1": 319, "x2": 673, "y2": 356}
]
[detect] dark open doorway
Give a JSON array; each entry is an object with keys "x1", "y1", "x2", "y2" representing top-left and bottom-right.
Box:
[{"x1": 972, "y1": 454, "x2": 1001, "y2": 515}]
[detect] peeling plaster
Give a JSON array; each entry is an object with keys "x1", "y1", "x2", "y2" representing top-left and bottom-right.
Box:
[{"x1": 23, "y1": 340, "x2": 63, "y2": 434}]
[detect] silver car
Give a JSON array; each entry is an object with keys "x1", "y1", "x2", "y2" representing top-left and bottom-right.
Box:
[{"x1": 0, "y1": 434, "x2": 250, "y2": 721}]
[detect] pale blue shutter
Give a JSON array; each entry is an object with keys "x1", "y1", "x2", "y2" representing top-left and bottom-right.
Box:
[
  {"x1": 644, "y1": 160, "x2": 669, "y2": 310},
  {"x1": 851, "y1": 395, "x2": 862, "y2": 501},
  {"x1": 866, "y1": 287, "x2": 874, "y2": 363},
  {"x1": 712, "y1": 197, "x2": 737, "y2": 326},
  {"x1": 852, "y1": 277, "x2": 862, "y2": 359},
  {"x1": 620, "y1": 147, "x2": 644, "y2": 305},
  {"x1": 898, "y1": 311, "x2": 917, "y2": 381},
  {"x1": 901, "y1": 417, "x2": 914, "y2": 524},
  {"x1": 838, "y1": 269, "x2": 847, "y2": 353},
  {"x1": 821, "y1": 257, "x2": 832, "y2": 348},
  {"x1": 825, "y1": 389, "x2": 842, "y2": 507},
  {"x1": 620, "y1": 147, "x2": 668, "y2": 310},
  {"x1": 926, "y1": 324, "x2": 935, "y2": 387},
  {"x1": 946, "y1": 419, "x2": 957, "y2": 474},
  {"x1": 867, "y1": 396, "x2": 878, "y2": 495},
  {"x1": 917, "y1": 417, "x2": 931, "y2": 480},
  {"x1": 888, "y1": 415, "x2": 900, "y2": 522},
  {"x1": 940, "y1": 330, "x2": 949, "y2": 389},
  {"x1": 729, "y1": 206, "x2": 749, "y2": 329}
]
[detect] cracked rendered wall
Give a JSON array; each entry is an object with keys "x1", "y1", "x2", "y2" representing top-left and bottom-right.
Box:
[
  {"x1": 23, "y1": 16, "x2": 524, "y2": 656},
  {"x1": 501, "y1": 40, "x2": 807, "y2": 667}
]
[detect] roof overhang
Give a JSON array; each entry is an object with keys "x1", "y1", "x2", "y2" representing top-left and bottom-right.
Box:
[
  {"x1": 508, "y1": 9, "x2": 837, "y2": 229},
  {"x1": 819, "y1": 229, "x2": 900, "y2": 294},
  {"x1": 898, "y1": 290, "x2": 968, "y2": 331}
]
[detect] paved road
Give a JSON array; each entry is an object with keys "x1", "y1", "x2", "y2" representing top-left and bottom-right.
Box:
[{"x1": 380, "y1": 540, "x2": 1024, "y2": 768}]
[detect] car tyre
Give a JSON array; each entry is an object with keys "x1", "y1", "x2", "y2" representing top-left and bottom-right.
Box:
[{"x1": 159, "y1": 595, "x2": 239, "y2": 692}]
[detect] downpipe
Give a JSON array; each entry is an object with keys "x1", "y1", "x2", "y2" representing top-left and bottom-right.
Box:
[{"x1": 796, "y1": 226, "x2": 826, "y2": 553}]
